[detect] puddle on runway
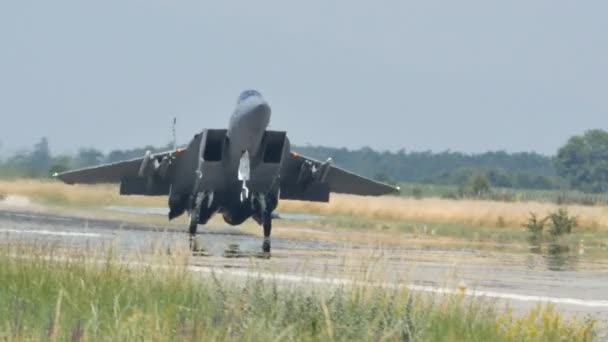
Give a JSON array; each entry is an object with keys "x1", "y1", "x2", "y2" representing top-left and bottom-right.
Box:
[
  {"x1": 1, "y1": 208, "x2": 607, "y2": 274},
  {"x1": 104, "y1": 206, "x2": 323, "y2": 221},
  {"x1": 105, "y1": 206, "x2": 168, "y2": 215},
  {"x1": 0, "y1": 227, "x2": 106, "y2": 238},
  {"x1": 526, "y1": 242, "x2": 589, "y2": 271}
]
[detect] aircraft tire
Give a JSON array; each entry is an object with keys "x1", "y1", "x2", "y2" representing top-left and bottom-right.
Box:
[
  {"x1": 262, "y1": 211, "x2": 272, "y2": 253},
  {"x1": 189, "y1": 211, "x2": 198, "y2": 236},
  {"x1": 189, "y1": 198, "x2": 200, "y2": 253}
]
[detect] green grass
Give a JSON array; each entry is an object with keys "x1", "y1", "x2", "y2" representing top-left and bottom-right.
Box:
[
  {"x1": 399, "y1": 182, "x2": 608, "y2": 206},
  {"x1": 0, "y1": 244, "x2": 597, "y2": 341}
]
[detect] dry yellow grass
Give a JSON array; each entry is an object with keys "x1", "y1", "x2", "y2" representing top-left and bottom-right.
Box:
[
  {"x1": 279, "y1": 194, "x2": 608, "y2": 231},
  {"x1": 0, "y1": 179, "x2": 165, "y2": 207},
  {"x1": 2, "y1": 179, "x2": 608, "y2": 231}
]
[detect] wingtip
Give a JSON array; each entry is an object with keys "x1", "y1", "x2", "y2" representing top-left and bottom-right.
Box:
[
  {"x1": 384, "y1": 184, "x2": 401, "y2": 195},
  {"x1": 51, "y1": 172, "x2": 73, "y2": 185}
]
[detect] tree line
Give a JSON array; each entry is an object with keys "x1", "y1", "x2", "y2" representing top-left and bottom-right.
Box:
[
  {"x1": 295, "y1": 146, "x2": 561, "y2": 190},
  {"x1": 0, "y1": 139, "x2": 173, "y2": 178},
  {"x1": 1, "y1": 129, "x2": 607, "y2": 193}
]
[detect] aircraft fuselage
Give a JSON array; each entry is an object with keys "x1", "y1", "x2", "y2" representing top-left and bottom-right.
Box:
[
  {"x1": 227, "y1": 90, "x2": 271, "y2": 161},
  {"x1": 170, "y1": 90, "x2": 281, "y2": 228}
]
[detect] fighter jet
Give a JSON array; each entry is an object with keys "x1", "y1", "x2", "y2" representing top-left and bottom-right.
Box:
[{"x1": 54, "y1": 90, "x2": 399, "y2": 254}]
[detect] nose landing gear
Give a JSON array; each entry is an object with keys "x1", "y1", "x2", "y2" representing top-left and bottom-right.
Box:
[{"x1": 238, "y1": 150, "x2": 250, "y2": 202}]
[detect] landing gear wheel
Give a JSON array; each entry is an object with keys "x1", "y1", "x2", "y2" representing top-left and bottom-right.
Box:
[
  {"x1": 189, "y1": 209, "x2": 199, "y2": 237},
  {"x1": 262, "y1": 239, "x2": 271, "y2": 253},
  {"x1": 261, "y1": 210, "x2": 272, "y2": 255},
  {"x1": 189, "y1": 230, "x2": 210, "y2": 256}
]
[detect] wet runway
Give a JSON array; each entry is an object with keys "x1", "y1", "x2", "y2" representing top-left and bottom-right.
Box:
[{"x1": 1, "y1": 208, "x2": 607, "y2": 329}]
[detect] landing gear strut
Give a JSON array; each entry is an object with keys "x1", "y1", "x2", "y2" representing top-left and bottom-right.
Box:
[
  {"x1": 253, "y1": 193, "x2": 273, "y2": 255},
  {"x1": 262, "y1": 210, "x2": 272, "y2": 254},
  {"x1": 189, "y1": 192, "x2": 212, "y2": 254}
]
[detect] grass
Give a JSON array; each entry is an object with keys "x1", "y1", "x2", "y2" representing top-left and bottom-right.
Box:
[
  {"x1": 399, "y1": 182, "x2": 608, "y2": 206},
  {"x1": 279, "y1": 195, "x2": 608, "y2": 233},
  {"x1": 316, "y1": 215, "x2": 528, "y2": 240},
  {"x1": 3, "y1": 180, "x2": 607, "y2": 231},
  {"x1": 0, "y1": 243, "x2": 597, "y2": 341},
  {"x1": 0, "y1": 179, "x2": 165, "y2": 208},
  {"x1": 269, "y1": 218, "x2": 608, "y2": 257}
]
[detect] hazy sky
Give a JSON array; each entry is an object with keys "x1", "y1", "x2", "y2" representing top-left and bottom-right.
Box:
[{"x1": 0, "y1": 1, "x2": 606, "y2": 156}]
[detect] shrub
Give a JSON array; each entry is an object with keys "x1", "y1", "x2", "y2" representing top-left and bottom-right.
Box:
[
  {"x1": 548, "y1": 208, "x2": 577, "y2": 239},
  {"x1": 523, "y1": 212, "x2": 547, "y2": 246},
  {"x1": 523, "y1": 212, "x2": 547, "y2": 235}
]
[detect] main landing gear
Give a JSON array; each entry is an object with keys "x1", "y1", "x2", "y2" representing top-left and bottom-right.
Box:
[
  {"x1": 261, "y1": 209, "x2": 272, "y2": 254},
  {"x1": 188, "y1": 190, "x2": 274, "y2": 257},
  {"x1": 252, "y1": 193, "x2": 273, "y2": 256},
  {"x1": 188, "y1": 151, "x2": 276, "y2": 257},
  {"x1": 189, "y1": 191, "x2": 213, "y2": 255}
]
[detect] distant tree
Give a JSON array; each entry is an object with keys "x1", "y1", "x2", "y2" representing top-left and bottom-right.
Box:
[
  {"x1": 373, "y1": 173, "x2": 398, "y2": 187},
  {"x1": 106, "y1": 142, "x2": 174, "y2": 163},
  {"x1": 29, "y1": 137, "x2": 51, "y2": 176},
  {"x1": 1, "y1": 138, "x2": 52, "y2": 177},
  {"x1": 48, "y1": 155, "x2": 73, "y2": 176},
  {"x1": 487, "y1": 168, "x2": 513, "y2": 188},
  {"x1": 469, "y1": 173, "x2": 491, "y2": 196},
  {"x1": 0, "y1": 151, "x2": 28, "y2": 178},
  {"x1": 514, "y1": 173, "x2": 562, "y2": 190},
  {"x1": 294, "y1": 145, "x2": 556, "y2": 186},
  {"x1": 555, "y1": 129, "x2": 608, "y2": 193},
  {"x1": 0, "y1": 137, "x2": 566, "y2": 189},
  {"x1": 74, "y1": 148, "x2": 105, "y2": 168},
  {"x1": 5, "y1": 150, "x2": 29, "y2": 168}
]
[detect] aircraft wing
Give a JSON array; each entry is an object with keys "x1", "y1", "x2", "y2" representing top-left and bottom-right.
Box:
[
  {"x1": 280, "y1": 153, "x2": 400, "y2": 201},
  {"x1": 53, "y1": 150, "x2": 182, "y2": 195},
  {"x1": 54, "y1": 157, "x2": 146, "y2": 184}
]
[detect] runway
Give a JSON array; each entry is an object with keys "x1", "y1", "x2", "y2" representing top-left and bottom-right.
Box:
[{"x1": 1, "y1": 208, "x2": 607, "y2": 329}]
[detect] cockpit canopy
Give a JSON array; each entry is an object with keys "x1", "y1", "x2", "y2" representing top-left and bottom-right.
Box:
[{"x1": 237, "y1": 89, "x2": 262, "y2": 103}]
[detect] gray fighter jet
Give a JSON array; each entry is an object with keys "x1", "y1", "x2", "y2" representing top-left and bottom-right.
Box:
[{"x1": 55, "y1": 90, "x2": 399, "y2": 254}]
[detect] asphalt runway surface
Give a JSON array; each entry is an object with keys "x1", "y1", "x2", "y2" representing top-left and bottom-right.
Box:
[{"x1": 1, "y1": 208, "x2": 607, "y2": 332}]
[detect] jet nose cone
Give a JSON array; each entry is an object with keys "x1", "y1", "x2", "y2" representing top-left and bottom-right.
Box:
[
  {"x1": 249, "y1": 101, "x2": 271, "y2": 125},
  {"x1": 254, "y1": 102, "x2": 270, "y2": 114},
  {"x1": 233, "y1": 92, "x2": 271, "y2": 129}
]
